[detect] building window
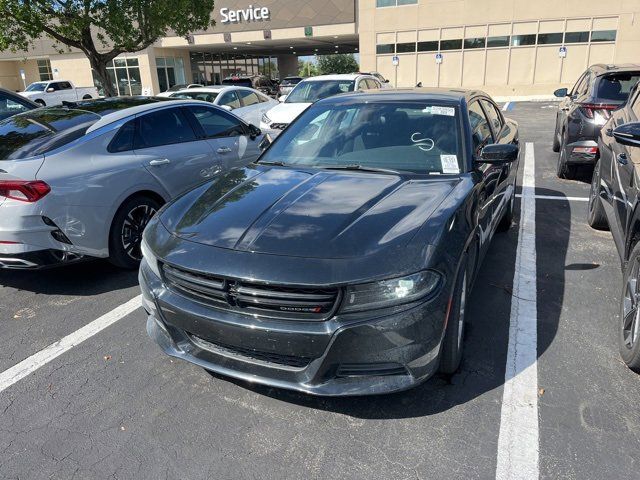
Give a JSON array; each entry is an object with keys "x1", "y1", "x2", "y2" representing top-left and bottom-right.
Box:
[
  {"x1": 37, "y1": 59, "x2": 52, "y2": 81},
  {"x1": 417, "y1": 41, "x2": 439, "y2": 52},
  {"x1": 487, "y1": 36, "x2": 510, "y2": 48},
  {"x1": 511, "y1": 34, "x2": 536, "y2": 46},
  {"x1": 376, "y1": 0, "x2": 416, "y2": 6},
  {"x1": 396, "y1": 42, "x2": 416, "y2": 53},
  {"x1": 591, "y1": 30, "x2": 616, "y2": 42},
  {"x1": 92, "y1": 56, "x2": 142, "y2": 96},
  {"x1": 564, "y1": 31, "x2": 589, "y2": 43},
  {"x1": 156, "y1": 57, "x2": 187, "y2": 93},
  {"x1": 376, "y1": 44, "x2": 395, "y2": 54},
  {"x1": 464, "y1": 37, "x2": 486, "y2": 49},
  {"x1": 440, "y1": 39, "x2": 463, "y2": 51},
  {"x1": 537, "y1": 33, "x2": 563, "y2": 45}
]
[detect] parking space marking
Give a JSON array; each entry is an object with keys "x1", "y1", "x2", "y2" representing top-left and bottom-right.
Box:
[
  {"x1": 496, "y1": 142, "x2": 539, "y2": 480},
  {"x1": 0, "y1": 296, "x2": 141, "y2": 393},
  {"x1": 502, "y1": 102, "x2": 512, "y2": 111},
  {"x1": 516, "y1": 194, "x2": 588, "y2": 202}
]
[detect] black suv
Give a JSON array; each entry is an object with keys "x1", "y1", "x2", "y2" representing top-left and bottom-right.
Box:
[
  {"x1": 553, "y1": 64, "x2": 640, "y2": 179},
  {"x1": 222, "y1": 75, "x2": 278, "y2": 98}
]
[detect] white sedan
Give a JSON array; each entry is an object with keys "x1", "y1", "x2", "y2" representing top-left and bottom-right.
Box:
[{"x1": 168, "y1": 86, "x2": 278, "y2": 127}]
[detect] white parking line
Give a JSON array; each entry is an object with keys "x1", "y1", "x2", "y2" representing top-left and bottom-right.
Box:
[
  {"x1": 0, "y1": 296, "x2": 141, "y2": 393},
  {"x1": 502, "y1": 102, "x2": 512, "y2": 111},
  {"x1": 516, "y1": 194, "x2": 588, "y2": 202},
  {"x1": 496, "y1": 142, "x2": 539, "y2": 480}
]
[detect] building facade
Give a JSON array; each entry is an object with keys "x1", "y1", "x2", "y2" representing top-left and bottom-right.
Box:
[{"x1": 0, "y1": 0, "x2": 638, "y2": 98}]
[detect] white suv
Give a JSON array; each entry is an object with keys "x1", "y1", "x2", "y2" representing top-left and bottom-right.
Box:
[{"x1": 260, "y1": 74, "x2": 382, "y2": 132}]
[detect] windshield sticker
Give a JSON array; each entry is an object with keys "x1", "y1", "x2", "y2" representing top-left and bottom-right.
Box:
[
  {"x1": 423, "y1": 106, "x2": 455, "y2": 117},
  {"x1": 440, "y1": 155, "x2": 460, "y2": 174},
  {"x1": 410, "y1": 133, "x2": 435, "y2": 152}
]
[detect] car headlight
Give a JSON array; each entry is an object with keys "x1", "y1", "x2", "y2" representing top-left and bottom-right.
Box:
[
  {"x1": 340, "y1": 271, "x2": 441, "y2": 313},
  {"x1": 261, "y1": 113, "x2": 271, "y2": 124},
  {"x1": 141, "y1": 239, "x2": 161, "y2": 278}
]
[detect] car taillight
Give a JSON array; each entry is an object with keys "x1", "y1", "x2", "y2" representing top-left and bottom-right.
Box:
[
  {"x1": 0, "y1": 180, "x2": 51, "y2": 202},
  {"x1": 578, "y1": 103, "x2": 617, "y2": 120}
]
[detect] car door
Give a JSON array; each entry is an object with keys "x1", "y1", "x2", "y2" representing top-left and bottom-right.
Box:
[
  {"x1": 558, "y1": 71, "x2": 588, "y2": 134},
  {"x1": 57, "y1": 81, "x2": 76, "y2": 102},
  {"x1": 46, "y1": 82, "x2": 64, "y2": 105},
  {"x1": 467, "y1": 99, "x2": 499, "y2": 252},
  {"x1": 184, "y1": 104, "x2": 262, "y2": 170},
  {"x1": 134, "y1": 106, "x2": 219, "y2": 197}
]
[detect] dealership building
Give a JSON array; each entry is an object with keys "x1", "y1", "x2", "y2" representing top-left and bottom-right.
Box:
[{"x1": 0, "y1": 0, "x2": 638, "y2": 98}]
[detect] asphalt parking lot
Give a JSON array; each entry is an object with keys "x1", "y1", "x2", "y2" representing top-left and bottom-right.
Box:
[{"x1": 1, "y1": 102, "x2": 639, "y2": 480}]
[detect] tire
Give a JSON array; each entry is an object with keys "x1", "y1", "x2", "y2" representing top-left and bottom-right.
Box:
[
  {"x1": 108, "y1": 195, "x2": 161, "y2": 269},
  {"x1": 34, "y1": 99, "x2": 45, "y2": 107},
  {"x1": 556, "y1": 130, "x2": 577, "y2": 180},
  {"x1": 619, "y1": 242, "x2": 640, "y2": 372},
  {"x1": 587, "y1": 161, "x2": 609, "y2": 230},
  {"x1": 552, "y1": 118, "x2": 561, "y2": 152},
  {"x1": 82, "y1": 95, "x2": 92, "y2": 100},
  {"x1": 439, "y1": 256, "x2": 469, "y2": 374},
  {"x1": 497, "y1": 186, "x2": 515, "y2": 232}
]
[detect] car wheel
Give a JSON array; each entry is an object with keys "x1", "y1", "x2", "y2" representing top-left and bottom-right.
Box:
[
  {"x1": 620, "y1": 243, "x2": 640, "y2": 372},
  {"x1": 82, "y1": 95, "x2": 92, "y2": 100},
  {"x1": 587, "y1": 161, "x2": 609, "y2": 230},
  {"x1": 108, "y1": 195, "x2": 161, "y2": 269},
  {"x1": 497, "y1": 187, "x2": 515, "y2": 232},
  {"x1": 552, "y1": 119, "x2": 561, "y2": 152},
  {"x1": 439, "y1": 256, "x2": 469, "y2": 374},
  {"x1": 34, "y1": 99, "x2": 45, "y2": 107},
  {"x1": 556, "y1": 131, "x2": 577, "y2": 180}
]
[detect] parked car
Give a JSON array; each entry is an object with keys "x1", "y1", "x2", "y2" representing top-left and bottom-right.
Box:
[
  {"x1": 588, "y1": 80, "x2": 640, "y2": 371},
  {"x1": 553, "y1": 64, "x2": 640, "y2": 179},
  {"x1": 0, "y1": 87, "x2": 38, "y2": 121},
  {"x1": 278, "y1": 76, "x2": 304, "y2": 96},
  {"x1": 367, "y1": 71, "x2": 391, "y2": 88},
  {"x1": 0, "y1": 97, "x2": 265, "y2": 269},
  {"x1": 141, "y1": 88, "x2": 520, "y2": 396},
  {"x1": 19, "y1": 80, "x2": 99, "y2": 107},
  {"x1": 222, "y1": 75, "x2": 278, "y2": 98},
  {"x1": 260, "y1": 73, "x2": 382, "y2": 132},
  {"x1": 156, "y1": 83, "x2": 204, "y2": 97},
  {"x1": 167, "y1": 86, "x2": 278, "y2": 127}
]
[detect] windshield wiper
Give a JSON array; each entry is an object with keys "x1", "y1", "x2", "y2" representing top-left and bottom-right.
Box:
[{"x1": 320, "y1": 164, "x2": 401, "y2": 175}]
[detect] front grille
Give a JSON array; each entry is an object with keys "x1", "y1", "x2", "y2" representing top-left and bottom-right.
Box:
[
  {"x1": 270, "y1": 122, "x2": 289, "y2": 130},
  {"x1": 188, "y1": 333, "x2": 311, "y2": 369},
  {"x1": 163, "y1": 263, "x2": 340, "y2": 321}
]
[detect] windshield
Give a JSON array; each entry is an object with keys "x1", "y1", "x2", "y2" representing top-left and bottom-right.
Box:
[
  {"x1": 285, "y1": 80, "x2": 355, "y2": 103},
  {"x1": 170, "y1": 91, "x2": 219, "y2": 103},
  {"x1": 281, "y1": 77, "x2": 303, "y2": 86},
  {"x1": 25, "y1": 83, "x2": 47, "y2": 92},
  {"x1": 166, "y1": 84, "x2": 187, "y2": 92},
  {"x1": 597, "y1": 73, "x2": 640, "y2": 102},
  {"x1": 260, "y1": 101, "x2": 463, "y2": 175},
  {"x1": 0, "y1": 108, "x2": 100, "y2": 160}
]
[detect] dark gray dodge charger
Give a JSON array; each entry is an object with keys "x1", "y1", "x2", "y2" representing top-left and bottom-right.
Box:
[{"x1": 139, "y1": 88, "x2": 520, "y2": 396}]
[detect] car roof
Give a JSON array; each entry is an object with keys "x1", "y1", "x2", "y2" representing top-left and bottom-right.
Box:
[
  {"x1": 302, "y1": 74, "x2": 366, "y2": 82},
  {"x1": 171, "y1": 86, "x2": 263, "y2": 95},
  {"x1": 317, "y1": 87, "x2": 487, "y2": 105},
  {"x1": 590, "y1": 64, "x2": 640, "y2": 75}
]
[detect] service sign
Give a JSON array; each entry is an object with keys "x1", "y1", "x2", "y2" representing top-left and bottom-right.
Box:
[{"x1": 220, "y1": 5, "x2": 270, "y2": 24}]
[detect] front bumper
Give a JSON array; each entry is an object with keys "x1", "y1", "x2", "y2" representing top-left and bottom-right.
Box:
[
  {"x1": 0, "y1": 248, "x2": 83, "y2": 269},
  {"x1": 140, "y1": 262, "x2": 448, "y2": 396}
]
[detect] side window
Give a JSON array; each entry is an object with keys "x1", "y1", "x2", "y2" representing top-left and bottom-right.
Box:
[
  {"x1": 468, "y1": 101, "x2": 494, "y2": 156},
  {"x1": 0, "y1": 94, "x2": 30, "y2": 120},
  {"x1": 356, "y1": 79, "x2": 368, "y2": 90},
  {"x1": 108, "y1": 119, "x2": 136, "y2": 153},
  {"x1": 49, "y1": 82, "x2": 60, "y2": 91},
  {"x1": 480, "y1": 99, "x2": 504, "y2": 134},
  {"x1": 571, "y1": 72, "x2": 587, "y2": 96},
  {"x1": 237, "y1": 89, "x2": 261, "y2": 107},
  {"x1": 257, "y1": 92, "x2": 270, "y2": 103},
  {"x1": 134, "y1": 108, "x2": 197, "y2": 149},
  {"x1": 218, "y1": 91, "x2": 241, "y2": 110},
  {"x1": 59, "y1": 82, "x2": 72, "y2": 90},
  {"x1": 187, "y1": 105, "x2": 244, "y2": 138}
]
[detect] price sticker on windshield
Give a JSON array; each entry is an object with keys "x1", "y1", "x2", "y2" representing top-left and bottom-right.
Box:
[
  {"x1": 429, "y1": 106, "x2": 455, "y2": 117},
  {"x1": 440, "y1": 155, "x2": 460, "y2": 174}
]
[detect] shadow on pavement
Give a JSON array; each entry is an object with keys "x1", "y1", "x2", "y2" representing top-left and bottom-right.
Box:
[
  {"x1": 205, "y1": 188, "x2": 571, "y2": 419},
  {"x1": 0, "y1": 259, "x2": 138, "y2": 296}
]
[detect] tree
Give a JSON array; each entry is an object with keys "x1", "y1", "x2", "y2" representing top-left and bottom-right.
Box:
[
  {"x1": 316, "y1": 54, "x2": 359, "y2": 75},
  {"x1": 298, "y1": 60, "x2": 318, "y2": 77},
  {"x1": 0, "y1": 1, "x2": 215, "y2": 97}
]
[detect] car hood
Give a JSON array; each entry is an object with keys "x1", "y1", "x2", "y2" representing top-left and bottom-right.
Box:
[
  {"x1": 160, "y1": 167, "x2": 460, "y2": 259},
  {"x1": 266, "y1": 102, "x2": 311, "y2": 124},
  {"x1": 18, "y1": 92, "x2": 38, "y2": 99}
]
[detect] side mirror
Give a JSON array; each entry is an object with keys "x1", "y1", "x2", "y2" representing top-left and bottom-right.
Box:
[
  {"x1": 612, "y1": 122, "x2": 640, "y2": 147},
  {"x1": 554, "y1": 88, "x2": 569, "y2": 98},
  {"x1": 477, "y1": 144, "x2": 519, "y2": 164},
  {"x1": 46, "y1": 87, "x2": 55, "y2": 93},
  {"x1": 384, "y1": 79, "x2": 390, "y2": 83},
  {"x1": 220, "y1": 104, "x2": 233, "y2": 111},
  {"x1": 278, "y1": 95, "x2": 287, "y2": 103},
  {"x1": 258, "y1": 133, "x2": 273, "y2": 151},
  {"x1": 248, "y1": 123, "x2": 261, "y2": 140}
]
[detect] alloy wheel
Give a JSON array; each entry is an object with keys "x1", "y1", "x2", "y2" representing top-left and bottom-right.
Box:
[
  {"x1": 121, "y1": 204, "x2": 157, "y2": 261},
  {"x1": 622, "y1": 258, "x2": 640, "y2": 350}
]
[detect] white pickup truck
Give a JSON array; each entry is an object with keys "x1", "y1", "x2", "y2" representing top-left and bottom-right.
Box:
[{"x1": 19, "y1": 80, "x2": 99, "y2": 106}]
